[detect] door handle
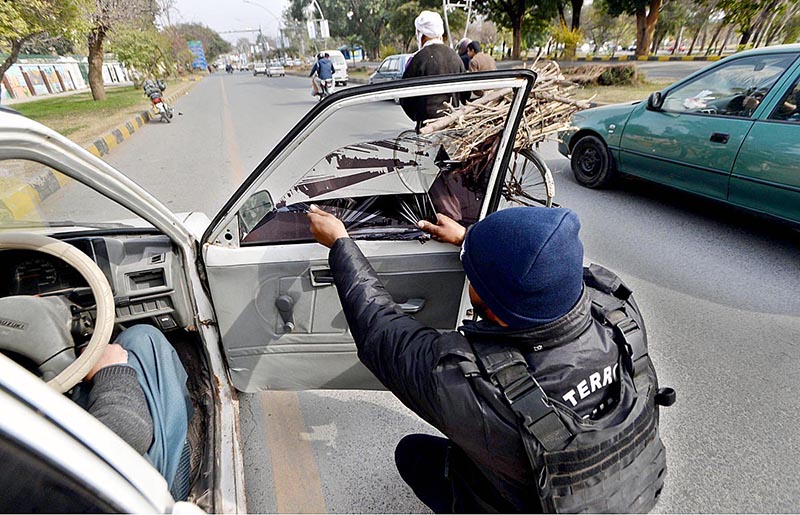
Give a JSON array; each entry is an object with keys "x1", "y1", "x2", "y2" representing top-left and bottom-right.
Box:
[
  {"x1": 275, "y1": 295, "x2": 295, "y2": 333},
  {"x1": 710, "y1": 132, "x2": 729, "y2": 144},
  {"x1": 310, "y1": 268, "x2": 334, "y2": 287},
  {"x1": 398, "y1": 298, "x2": 426, "y2": 314}
]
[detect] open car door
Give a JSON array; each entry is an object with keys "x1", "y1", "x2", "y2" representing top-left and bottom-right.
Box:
[{"x1": 202, "y1": 70, "x2": 537, "y2": 392}]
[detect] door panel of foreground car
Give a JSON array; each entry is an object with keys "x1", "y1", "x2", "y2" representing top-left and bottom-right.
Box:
[
  {"x1": 619, "y1": 53, "x2": 798, "y2": 199},
  {"x1": 202, "y1": 73, "x2": 533, "y2": 392}
]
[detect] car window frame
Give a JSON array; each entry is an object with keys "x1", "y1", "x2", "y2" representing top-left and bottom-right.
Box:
[
  {"x1": 659, "y1": 52, "x2": 800, "y2": 121},
  {"x1": 201, "y1": 70, "x2": 538, "y2": 247},
  {"x1": 766, "y1": 69, "x2": 800, "y2": 124}
]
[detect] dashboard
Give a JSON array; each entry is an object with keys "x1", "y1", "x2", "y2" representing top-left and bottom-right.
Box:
[{"x1": 0, "y1": 234, "x2": 193, "y2": 331}]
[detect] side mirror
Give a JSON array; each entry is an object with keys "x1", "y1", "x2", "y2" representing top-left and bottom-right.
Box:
[{"x1": 647, "y1": 91, "x2": 664, "y2": 111}]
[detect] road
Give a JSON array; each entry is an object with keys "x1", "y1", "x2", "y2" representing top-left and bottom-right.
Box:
[{"x1": 101, "y1": 72, "x2": 800, "y2": 513}]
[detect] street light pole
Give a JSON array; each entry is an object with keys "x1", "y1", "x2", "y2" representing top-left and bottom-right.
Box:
[{"x1": 243, "y1": 0, "x2": 285, "y2": 58}]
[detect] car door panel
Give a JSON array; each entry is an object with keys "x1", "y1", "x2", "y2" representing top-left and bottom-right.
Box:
[
  {"x1": 728, "y1": 121, "x2": 800, "y2": 222},
  {"x1": 205, "y1": 241, "x2": 464, "y2": 392},
  {"x1": 620, "y1": 105, "x2": 753, "y2": 199}
]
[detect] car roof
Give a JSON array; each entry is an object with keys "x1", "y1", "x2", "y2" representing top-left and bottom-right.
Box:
[{"x1": 733, "y1": 44, "x2": 800, "y2": 57}]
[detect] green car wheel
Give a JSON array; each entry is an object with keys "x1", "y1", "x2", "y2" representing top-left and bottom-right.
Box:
[{"x1": 571, "y1": 135, "x2": 616, "y2": 188}]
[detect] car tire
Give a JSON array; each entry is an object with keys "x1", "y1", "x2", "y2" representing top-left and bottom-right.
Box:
[{"x1": 570, "y1": 135, "x2": 616, "y2": 188}]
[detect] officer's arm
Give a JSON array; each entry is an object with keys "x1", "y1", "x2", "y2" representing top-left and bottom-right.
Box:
[
  {"x1": 327, "y1": 237, "x2": 445, "y2": 425},
  {"x1": 309, "y1": 62, "x2": 317, "y2": 77}
]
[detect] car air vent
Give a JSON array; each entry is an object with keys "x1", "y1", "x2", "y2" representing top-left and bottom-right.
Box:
[
  {"x1": 149, "y1": 254, "x2": 165, "y2": 264},
  {"x1": 127, "y1": 269, "x2": 166, "y2": 291}
]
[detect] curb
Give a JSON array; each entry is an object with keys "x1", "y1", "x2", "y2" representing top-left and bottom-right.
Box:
[
  {"x1": 0, "y1": 79, "x2": 200, "y2": 221},
  {"x1": 571, "y1": 55, "x2": 725, "y2": 62},
  {"x1": 85, "y1": 86, "x2": 190, "y2": 158}
]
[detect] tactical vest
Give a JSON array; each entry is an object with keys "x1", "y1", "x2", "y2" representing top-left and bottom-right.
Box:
[{"x1": 458, "y1": 264, "x2": 675, "y2": 513}]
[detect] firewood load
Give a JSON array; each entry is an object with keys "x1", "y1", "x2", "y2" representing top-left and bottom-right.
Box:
[{"x1": 419, "y1": 60, "x2": 591, "y2": 164}]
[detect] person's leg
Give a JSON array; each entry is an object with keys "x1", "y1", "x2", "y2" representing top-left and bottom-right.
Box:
[
  {"x1": 115, "y1": 325, "x2": 193, "y2": 499},
  {"x1": 395, "y1": 434, "x2": 454, "y2": 513}
]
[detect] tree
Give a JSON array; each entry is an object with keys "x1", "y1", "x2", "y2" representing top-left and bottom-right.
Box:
[
  {"x1": 172, "y1": 23, "x2": 232, "y2": 62},
  {"x1": 110, "y1": 25, "x2": 172, "y2": 82},
  {"x1": 473, "y1": 0, "x2": 558, "y2": 59},
  {"x1": 0, "y1": 0, "x2": 88, "y2": 89},
  {"x1": 86, "y1": 0, "x2": 159, "y2": 101},
  {"x1": 604, "y1": 0, "x2": 663, "y2": 57}
]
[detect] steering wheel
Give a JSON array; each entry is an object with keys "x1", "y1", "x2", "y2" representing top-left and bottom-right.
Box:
[{"x1": 0, "y1": 233, "x2": 115, "y2": 393}]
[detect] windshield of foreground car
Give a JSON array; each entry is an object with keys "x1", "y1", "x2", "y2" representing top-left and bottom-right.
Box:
[{"x1": 0, "y1": 159, "x2": 151, "y2": 232}]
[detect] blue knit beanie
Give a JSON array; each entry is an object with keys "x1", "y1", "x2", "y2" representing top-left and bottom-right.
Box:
[{"x1": 461, "y1": 207, "x2": 584, "y2": 328}]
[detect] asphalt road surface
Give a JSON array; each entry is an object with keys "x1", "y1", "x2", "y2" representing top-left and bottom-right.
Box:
[{"x1": 99, "y1": 72, "x2": 800, "y2": 513}]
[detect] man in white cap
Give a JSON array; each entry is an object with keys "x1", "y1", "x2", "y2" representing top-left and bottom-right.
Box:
[{"x1": 400, "y1": 10, "x2": 465, "y2": 128}]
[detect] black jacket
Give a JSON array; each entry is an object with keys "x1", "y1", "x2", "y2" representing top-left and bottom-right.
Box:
[
  {"x1": 401, "y1": 43, "x2": 465, "y2": 123},
  {"x1": 329, "y1": 238, "x2": 630, "y2": 511}
]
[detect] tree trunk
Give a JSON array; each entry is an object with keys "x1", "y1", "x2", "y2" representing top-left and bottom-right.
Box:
[
  {"x1": 688, "y1": 18, "x2": 708, "y2": 55},
  {"x1": 718, "y1": 24, "x2": 734, "y2": 55},
  {"x1": 705, "y1": 21, "x2": 725, "y2": 55},
  {"x1": 511, "y1": 17, "x2": 523, "y2": 60},
  {"x1": 557, "y1": 4, "x2": 567, "y2": 27},
  {"x1": 671, "y1": 26, "x2": 684, "y2": 54},
  {"x1": 0, "y1": 38, "x2": 27, "y2": 90},
  {"x1": 87, "y1": 28, "x2": 107, "y2": 101},
  {"x1": 635, "y1": 10, "x2": 648, "y2": 56},
  {"x1": 571, "y1": 0, "x2": 583, "y2": 30},
  {"x1": 633, "y1": 0, "x2": 662, "y2": 57}
]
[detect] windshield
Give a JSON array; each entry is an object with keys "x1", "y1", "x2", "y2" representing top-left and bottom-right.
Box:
[{"x1": 0, "y1": 159, "x2": 151, "y2": 231}]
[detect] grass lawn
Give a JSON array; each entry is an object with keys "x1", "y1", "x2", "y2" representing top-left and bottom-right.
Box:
[
  {"x1": 571, "y1": 80, "x2": 674, "y2": 105},
  {"x1": 14, "y1": 86, "x2": 150, "y2": 137}
]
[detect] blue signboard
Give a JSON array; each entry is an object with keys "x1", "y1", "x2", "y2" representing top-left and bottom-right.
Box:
[{"x1": 188, "y1": 40, "x2": 208, "y2": 70}]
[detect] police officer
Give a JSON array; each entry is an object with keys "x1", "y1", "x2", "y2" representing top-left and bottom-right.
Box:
[{"x1": 307, "y1": 205, "x2": 667, "y2": 513}]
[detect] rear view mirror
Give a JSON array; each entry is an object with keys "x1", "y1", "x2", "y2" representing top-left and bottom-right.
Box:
[{"x1": 647, "y1": 91, "x2": 664, "y2": 111}]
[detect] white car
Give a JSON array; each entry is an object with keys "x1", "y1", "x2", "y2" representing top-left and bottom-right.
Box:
[
  {"x1": 252, "y1": 62, "x2": 267, "y2": 76},
  {"x1": 267, "y1": 62, "x2": 285, "y2": 77},
  {"x1": 0, "y1": 71, "x2": 549, "y2": 513}
]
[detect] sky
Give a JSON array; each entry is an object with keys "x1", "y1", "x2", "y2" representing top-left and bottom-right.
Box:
[{"x1": 171, "y1": 0, "x2": 291, "y2": 43}]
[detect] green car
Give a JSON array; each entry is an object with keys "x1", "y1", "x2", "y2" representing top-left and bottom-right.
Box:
[{"x1": 559, "y1": 45, "x2": 800, "y2": 225}]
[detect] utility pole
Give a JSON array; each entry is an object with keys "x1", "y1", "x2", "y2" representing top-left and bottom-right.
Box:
[{"x1": 442, "y1": 0, "x2": 474, "y2": 47}]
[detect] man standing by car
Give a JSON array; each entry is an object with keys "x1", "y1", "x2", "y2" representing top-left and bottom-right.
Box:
[
  {"x1": 306, "y1": 205, "x2": 669, "y2": 513},
  {"x1": 400, "y1": 11, "x2": 465, "y2": 128},
  {"x1": 467, "y1": 41, "x2": 496, "y2": 72}
]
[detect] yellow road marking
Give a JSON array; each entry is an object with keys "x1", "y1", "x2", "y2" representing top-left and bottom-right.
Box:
[
  {"x1": 219, "y1": 78, "x2": 245, "y2": 184},
  {"x1": 260, "y1": 391, "x2": 328, "y2": 513}
]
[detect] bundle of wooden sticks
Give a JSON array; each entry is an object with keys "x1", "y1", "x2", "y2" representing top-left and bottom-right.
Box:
[{"x1": 420, "y1": 60, "x2": 591, "y2": 163}]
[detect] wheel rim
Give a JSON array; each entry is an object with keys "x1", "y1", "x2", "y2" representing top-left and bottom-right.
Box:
[{"x1": 577, "y1": 146, "x2": 601, "y2": 177}]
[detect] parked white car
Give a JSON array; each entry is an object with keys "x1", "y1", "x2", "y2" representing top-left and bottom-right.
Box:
[{"x1": 253, "y1": 62, "x2": 267, "y2": 76}]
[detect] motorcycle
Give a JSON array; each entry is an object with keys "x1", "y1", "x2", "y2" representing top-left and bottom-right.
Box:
[
  {"x1": 143, "y1": 79, "x2": 174, "y2": 123},
  {"x1": 317, "y1": 78, "x2": 334, "y2": 101},
  {"x1": 151, "y1": 96, "x2": 174, "y2": 123}
]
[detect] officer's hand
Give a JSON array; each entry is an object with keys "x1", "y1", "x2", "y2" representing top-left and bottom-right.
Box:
[
  {"x1": 418, "y1": 213, "x2": 466, "y2": 246},
  {"x1": 307, "y1": 204, "x2": 350, "y2": 248},
  {"x1": 84, "y1": 343, "x2": 128, "y2": 382}
]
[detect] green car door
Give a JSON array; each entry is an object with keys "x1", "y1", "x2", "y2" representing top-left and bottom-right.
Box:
[
  {"x1": 619, "y1": 53, "x2": 798, "y2": 200},
  {"x1": 728, "y1": 70, "x2": 800, "y2": 223}
]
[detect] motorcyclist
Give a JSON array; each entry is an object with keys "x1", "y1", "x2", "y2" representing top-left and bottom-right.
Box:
[
  {"x1": 142, "y1": 78, "x2": 167, "y2": 103},
  {"x1": 309, "y1": 52, "x2": 336, "y2": 97}
]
